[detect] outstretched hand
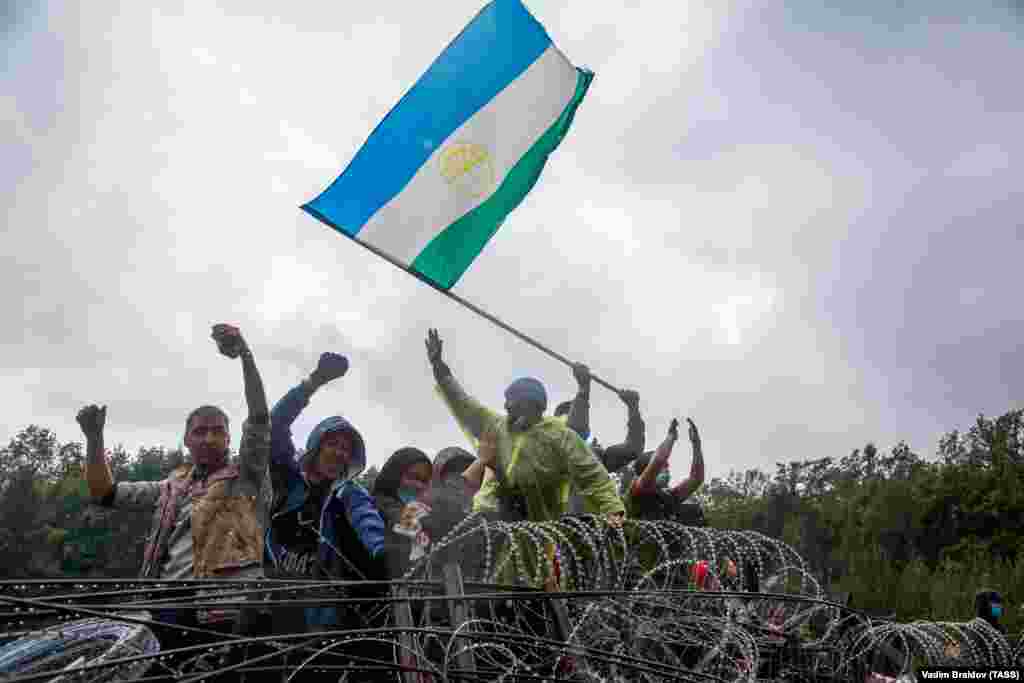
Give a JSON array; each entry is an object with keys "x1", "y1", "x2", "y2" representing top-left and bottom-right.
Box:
[
  {"x1": 313, "y1": 352, "x2": 349, "y2": 384},
  {"x1": 211, "y1": 324, "x2": 247, "y2": 359},
  {"x1": 425, "y1": 328, "x2": 444, "y2": 365},
  {"x1": 76, "y1": 405, "x2": 106, "y2": 440},
  {"x1": 668, "y1": 418, "x2": 680, "y2": 440}
]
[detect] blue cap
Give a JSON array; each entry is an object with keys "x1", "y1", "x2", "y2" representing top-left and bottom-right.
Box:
[{"x1": 504, "y1": 377, "x2": 547, "y2": 412}]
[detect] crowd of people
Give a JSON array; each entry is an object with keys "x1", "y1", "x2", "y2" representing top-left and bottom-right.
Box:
[
  {"x1": 72, "y1": 324, "x2": 708, "y2": 673},
  {"x1": 62, "y1": 323, "x2": 1022, "y2": 683}
]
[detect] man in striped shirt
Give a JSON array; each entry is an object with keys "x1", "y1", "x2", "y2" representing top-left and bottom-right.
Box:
[{"x1": 77, "y1": 324, "x2": 270, "y2": 652}]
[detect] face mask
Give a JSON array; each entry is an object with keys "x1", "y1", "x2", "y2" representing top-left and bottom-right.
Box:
[
  {"x1": 991, "y1": 604, "x2": 1003, "y2": 618},
  {"x1": 656, "y1": 471, "x2": 671, "y2": 488},
  {"x1": 398, "y1": 487, "x2": 419, "y2": 504}
]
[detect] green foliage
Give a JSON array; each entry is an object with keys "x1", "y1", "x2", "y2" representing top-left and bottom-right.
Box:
[
  {"x1": 0, "y1": 425, "x2": 181, "y2": 577},
  {"x1": 0, "y1": 408, "x2": 1022, "y2": 607},
  {"x1": 699, "y1": 409, "x2": 1024, "y2": 628},
  {"x1": 46, "y1": 527, "x2": 67, "y2": 545}
]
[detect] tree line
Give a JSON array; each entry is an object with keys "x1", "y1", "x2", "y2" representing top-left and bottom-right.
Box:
[
  {"x1": 0, "y1": 425, "x2": 382, "y2": 578},
  {"x1": 694, "y1": 409, "x2": 1023, "y2": 634},
  {"x1": 1, "y1": 410, "x2": 1020, "y2": 632}
]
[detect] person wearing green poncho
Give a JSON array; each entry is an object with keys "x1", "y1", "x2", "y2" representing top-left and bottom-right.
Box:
[{"x1": 425, "y1": 329, "x2": 624, "y2": 587}]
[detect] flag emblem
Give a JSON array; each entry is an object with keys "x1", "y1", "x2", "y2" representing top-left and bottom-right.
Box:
[{"x1": 440, "y1": 142, "x2": 495, "y2": 199}]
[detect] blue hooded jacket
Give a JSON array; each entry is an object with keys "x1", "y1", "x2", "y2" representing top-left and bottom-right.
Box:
[{"x1": 266, "y1": 383, "x2": 386, "y2": 626}]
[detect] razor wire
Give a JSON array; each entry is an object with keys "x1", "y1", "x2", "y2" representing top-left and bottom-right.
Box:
[{"x1": 0, "y1": 516, "x2": 1014, "y2": 682}]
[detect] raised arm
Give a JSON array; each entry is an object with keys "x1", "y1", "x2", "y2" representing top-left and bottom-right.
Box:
[
  {"x1": 427, "y1": 329, "x2": 499, "y2": 440},
  {"x1": 565, "y1": 363, "x2": 591, "y2": 440},
  {"x1": 632, "y1": 419, "x2": 678, "y2": 495},
  {"x1": 601, "y1": 390, "x2": 646, "y2": 473},
  {"x1": 670, "y1": 418, "x2": 705, "y2": 501},
  {"x1": 463, "y1": 426, "x2": 505, "y2": 494},
  {"x1": 212, "y1": 324, "x2": 270, "y2": 482},
  {"x1": 620, "y1": 390, "x2": 646, "y2": 457},
  {"x1": 461, "y1": 428, "x2": 497, "y2": 494},
  {"x1": 78, "y1": 405, "x2": 160, "y2": 510},
  {"x1": 78, "y1": 405, "x2": 113, "y2": 502},
  {"x1": 269, "y1": 352, "x2": 350, "y2": 469}
]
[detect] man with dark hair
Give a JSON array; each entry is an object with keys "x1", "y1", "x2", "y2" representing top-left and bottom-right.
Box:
[
  {"x1": 184, "y1": 405, "x2": 230, "y2": 437},
  {"x1": 77, "y1": 324, "x2": 270, "y2": 648}
]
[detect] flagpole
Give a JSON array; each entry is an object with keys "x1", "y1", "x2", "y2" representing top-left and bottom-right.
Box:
[{"x1": 349, "y1": 236, "x2": 624, "y2": 396}]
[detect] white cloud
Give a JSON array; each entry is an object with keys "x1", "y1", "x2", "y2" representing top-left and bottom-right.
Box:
[
  {"x1": 1, "y1": 0, "x2": 1021, "y2": 481},
  {"x1": 712, "y1": 283, "x2": 777, "y2": 347}
]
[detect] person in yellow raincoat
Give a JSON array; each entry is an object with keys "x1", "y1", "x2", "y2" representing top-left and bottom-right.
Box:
[{"x1": 425, "y1": 329, "x2": 624, "y2": 589}]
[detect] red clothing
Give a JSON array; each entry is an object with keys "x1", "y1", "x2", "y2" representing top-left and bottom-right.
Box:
[
  {"x1": 691, "y1": 560, "x2": 710, "y2": 590},
  {"x1": 631, "y1": 455, "x2": 704, "y2": 499}
]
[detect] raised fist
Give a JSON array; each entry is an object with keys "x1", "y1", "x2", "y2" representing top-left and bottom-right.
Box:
[
  {"x1": 312, "y1": 352, "x2": 349, "y2": 384},
  {"x1": 211, "y1": 324, "x2": 247, "y2": 359},
  {"x1": 76, "y1": 405, "x2": 107, "y2": 440}
]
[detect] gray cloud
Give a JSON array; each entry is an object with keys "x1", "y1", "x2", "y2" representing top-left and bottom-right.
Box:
[{"x1": 2, "y1": 0, "x2": 1021, "y2": 484}]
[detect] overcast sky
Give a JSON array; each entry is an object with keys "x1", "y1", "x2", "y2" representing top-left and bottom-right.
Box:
[{"x1": 3, "y1": 1, "x2": 1021, "y2": 481}]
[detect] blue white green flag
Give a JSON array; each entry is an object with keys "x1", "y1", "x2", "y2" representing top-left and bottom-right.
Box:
[{"x1": 303, "y1": 0, "x2": 592, "y2": 290}]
